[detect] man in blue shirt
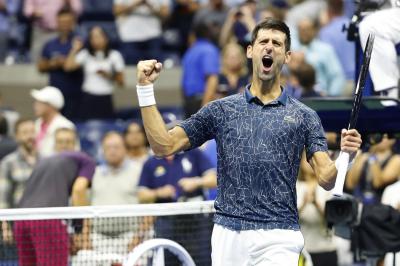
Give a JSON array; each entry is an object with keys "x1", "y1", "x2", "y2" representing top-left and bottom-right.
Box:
[
  {"x1": 181, "y1": 22, "x2": 220, "y2": 118},
  {"x1": 135, "y1": 18, "x2": 362, "y2": 266},
  {"x1": 138, "y1": 149, "x2": 216, "y2": 266},
  {"x1": 292, "y1": 17, "x2": 346, "y2": 96},
  {"x1": 319, "y1": 0, "x2": 355, "y2": 95},
  {"x1": 37, "y1": 8, "x2": 83, "y2": 120}
]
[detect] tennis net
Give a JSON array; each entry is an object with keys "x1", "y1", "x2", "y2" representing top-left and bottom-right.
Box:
[{"x1": 0, "y1": 201, "x2": 215, "y2": 266}]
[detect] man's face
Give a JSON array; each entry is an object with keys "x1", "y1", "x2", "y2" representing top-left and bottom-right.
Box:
[
  {"x1": 298, "y1": 19, "x2": 316, "y2": 45},
  {"x1": 103, "y1": 134, "x2": 127, "y2": 167},
  {"x1": 125, "y1": 123, "x2": 146, "y2": 149},
  {"x1": 247, "y1": 29, "x2": 291, "y2": 82},
  {"x1": 57, "y1": 13, "x2": 75, "y2": 35},
  {"x1": 33, "y1": 101, "x2": 53, "y2": 117},
  {"x1": 16, "y1": 121, "x2": 36, "y2": 151},
  {"x1": 55, "y1": 130, "x2": 76, "y2": 152}
]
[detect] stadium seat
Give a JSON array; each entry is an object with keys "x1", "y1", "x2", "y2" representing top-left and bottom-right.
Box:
[{"x1": 76, "y1": 119, "x2": 126, "y2": 161}]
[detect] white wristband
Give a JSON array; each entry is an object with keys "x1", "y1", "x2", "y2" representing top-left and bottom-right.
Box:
[
  {"x1": 334, "y1": 151, "x2": 354, "y2": 172},
  {"x1": 136, "y1": 84, "x2": 156, "y2": 107}
]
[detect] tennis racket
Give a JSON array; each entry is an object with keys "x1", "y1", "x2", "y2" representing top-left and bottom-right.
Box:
[{"x1": 332, "y1": 33, "x2": 375, "y2": 197}]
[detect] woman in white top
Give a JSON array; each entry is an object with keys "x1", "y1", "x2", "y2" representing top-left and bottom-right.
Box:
[
  {"x1": 64, "y1": 26, "x2": 125, "y2": 120},
  {"x1": 297, "y1": 153, "x2": 338, "y2": 266}
]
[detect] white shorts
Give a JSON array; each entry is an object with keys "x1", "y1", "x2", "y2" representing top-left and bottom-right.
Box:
[{"x1": 211, "y1": 224, "x2": 304, "y2": 266}]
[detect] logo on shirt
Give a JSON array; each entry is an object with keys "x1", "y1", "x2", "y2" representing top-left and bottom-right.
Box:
[
  {"x1": 181, "y1": 158, "x2": 193, "y2": 174},
  {"x1": 283, "y1": 115, "x2": 296, "y2": 123},
  {"x1": 154, "y1": 166, "x2": 166, "y2": 178}
]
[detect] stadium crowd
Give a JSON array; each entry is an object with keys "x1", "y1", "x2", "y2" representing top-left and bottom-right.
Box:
[{"x1": 0, "y1": 0, "x2": 399, "y2": 266}]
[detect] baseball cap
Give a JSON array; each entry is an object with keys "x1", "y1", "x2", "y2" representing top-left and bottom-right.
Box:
[{"x1": 31, "y1": 86, "x2": 65, "y2": 110}]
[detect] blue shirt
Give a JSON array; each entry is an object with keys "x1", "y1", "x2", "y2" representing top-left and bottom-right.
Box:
[
  {"x1": 42, "y1": 34, "x2": 83, "y2": 96},
  {"x1": 179, "y1": 86, "x2": 327, "y2": 230},
  {"x1": 292, "y1": 39, "x2": 346, "y2": 96},
  {"x1": 138, "y1": 149, "x2": 214, "y2": 203},
  {"x1": 182, "y1": 39, "x2": 220, "y2": 97},
  {"x1": 319, "y1": 16, "x2": 355, "y2": 81}
]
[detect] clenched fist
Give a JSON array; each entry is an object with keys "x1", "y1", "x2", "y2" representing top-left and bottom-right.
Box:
[{"x1": 137, "y1": 60, "x2": 163, "y2": 86}]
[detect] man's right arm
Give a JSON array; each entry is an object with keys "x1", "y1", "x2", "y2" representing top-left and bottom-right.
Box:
[{"x1": 137, "y1": 60, "x2": 191, "y2": 157}]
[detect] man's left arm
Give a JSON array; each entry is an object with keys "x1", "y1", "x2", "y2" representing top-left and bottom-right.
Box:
[{"x1": 309, "y1": 129, "x2": 362, "y2": 190}]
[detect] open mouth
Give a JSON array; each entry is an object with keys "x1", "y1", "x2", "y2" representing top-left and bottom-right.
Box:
[
  {"x1": 262, "y1": 55, "x2": 273, "y2": 69},
  {"x1": 262, "y1": 55, "x2": 274, "y2": 69}
]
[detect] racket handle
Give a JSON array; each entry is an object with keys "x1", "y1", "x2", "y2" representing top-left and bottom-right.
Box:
[{"x1": 332, "y1": 152, "x2": 350, "y2": 197}]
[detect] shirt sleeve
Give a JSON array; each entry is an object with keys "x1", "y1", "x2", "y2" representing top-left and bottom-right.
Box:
[
  {"x1": 178, "y1": 101, "x2": 220, "y2": 150},
  {"x1": 304, "y1": 109, "x2": 328, "y2": 161},
  {"x1": 324, "y1": 45, "x2": 345, "y2": 96},
  {"x1": 201, "y1": 47, "x2": 220, "y2": 76},
  {"x1": 41, "y1": 42, "x2": 51, "y2": 59},
  {"x1": 111, "y1": 51, "x2": 125, "y2": 72},
  {"x1": 75, "y1": 50, "x2": 87, "y2": 66},
  {"x1": 138, "y1": 160, "x2": 153, "y2": 189},
  {"x1": 63, "y1": 152, "x2": 96, "y2": 181}
]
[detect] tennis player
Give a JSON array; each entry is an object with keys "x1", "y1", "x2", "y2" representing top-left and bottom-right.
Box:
[{"x1": 136, "y1": 18, "x2": 362, "y2": 266}]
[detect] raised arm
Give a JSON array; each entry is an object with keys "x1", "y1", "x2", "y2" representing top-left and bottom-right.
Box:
[
  {"x1": 309, "y1": 129, "x2": 362, "y2": 190},
  {"x1": 137, "y1": 60, "x2": 190, "y2": 157},
  {"x1": 64, "y1": 38, "x2": 84, "y2": 72}
]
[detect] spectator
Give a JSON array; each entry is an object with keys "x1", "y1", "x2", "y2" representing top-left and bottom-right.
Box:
[
  {"x1": 319, "y1": 0, "x2": 355, "y2": 96},
  {"x1": 79, "y1": 131, "x2": 147, "y2": 261},
  {"x1": 0, "y1": 115, "x2": 17, "y2": 160},
  {"x1": 203, "y1": 42, "x2": 249, "y2": 104},
  {"x1": 359, "y1": 3, "x2": 400, "y2": 98},
  {"x1": 54, "y1": 127, "x2": 79, "y2": 153},
  {"x1": 124, "y1": 121, "x2": 150, "y2": 163},
  {"x1": 297, "y1": 152, "x2": 338, "y2": 266},
  {"x1": 182, "y1": 22, "x2": 220, "y2": 118},
  {"x1": 0, "y1": 119, "x2": 38, "y2": 209},
  {"x1": 138, "y1": 140, "x2": 216, "y2": 265},
  {"x1": 113, "y1": 0, "x2": 170, "y2": 65},
  {"x1": 31, "y1": 86, "x2": 75, "y2": 157},
  {"x1": 381, "y1": 172, "x2": 400, "y2": 266},
  {"x1": 219, "y1": 0, "x2": 257, "y2": 47},
  {"x1": 286, "y1": 0, "x2": 326, "y2": 28},
  {"x1": 291, "y1": 62, "x2": 322, "y2": 98},
  {"x1": 64, "y1": 26, "x2": 125, "y2": 120},
  {"x1": 14, "y1": 151, "x2": 95, "y2": 266},
  {"x1": 37, "y1": 7, "x2": 83, "y2": 120},
  {"x1": 292, "y1": 17, "x2": 345, "y2": 96},
  {"x1": 0, "y1": 118, "x2": 37, "y2": 263},
  {"x1": 0, "y1": 0, "x2": 20, "y2": 62},
  {"x1": 92, "y1": 132, "x2": 141, "y2": 206},
  {"x1": 192, "y1": 0, "x2": 228, "y2": 43},
  {"x1": 346, "y1": 134, "x2": 400, "y2": 204},
  {"x1": 165, "y1": 0, "x2": 201, "y2": 56},
  {"x1": 23, "y1": 0, "x2": 82, "y2": 62}
]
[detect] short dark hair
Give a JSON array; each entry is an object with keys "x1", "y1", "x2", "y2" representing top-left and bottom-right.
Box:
[
  {"x1": 251, "y1": 18, "x2": 291, "y2": 52},
  {"x1": 102, "y1": 130, "x2": 123, "y2": 144},
  {"x1": 293, "y1": 63, "x2": 316, "y2": 90},
  {"x1": 55, "y1": 127, "x2": 77, "y2": 138},
  {"x1": 57, "y1": 6, "x2": 75, "y2": 17},
  {"x1": 15, "y1": 118, "x2": 33, "y2": 134}
]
